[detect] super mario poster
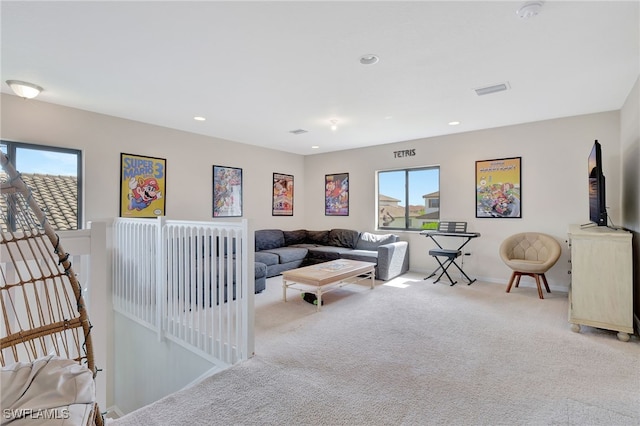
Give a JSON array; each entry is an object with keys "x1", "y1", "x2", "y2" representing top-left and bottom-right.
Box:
[
  {"x1": 325, "y1": 173, "x2": 349, "y2": 216},
  {"x1": 475, "y1": 157, "x2": 521, "y2": 218},
  {"x1": 120, "y1": 153, "x2": 166, "y2": 218}
]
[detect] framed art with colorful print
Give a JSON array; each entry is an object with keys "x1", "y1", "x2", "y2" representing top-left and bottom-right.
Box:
[
  {"x1": 325, "y1": 172, "x2": 349, "y2": 216},
  {"x1": 272, "y1": 173, "x2": 294, "y2": 216},
  {"x1": 213, "y1": 165, "x2": 243, "y2": 217},
  {"x1": 475, "y1": 156, "x2": 521, "y2": 218},
  {"x1": 119, "y1": 153, "x2": 166, "y2": 218}
]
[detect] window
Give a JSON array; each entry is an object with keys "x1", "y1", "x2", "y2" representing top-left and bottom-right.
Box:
[
  {"x1": 1, "y1": 141, "x2": 82, "y2": 230},
  {"x1": 378, "y1": 166, "x2": 440, "y2": 231}
]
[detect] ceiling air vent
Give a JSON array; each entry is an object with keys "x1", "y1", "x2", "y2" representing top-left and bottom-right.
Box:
[
  {"x1": 289, "y1": 129, "x2": 308, "y2": 135},
  {"x1": 474, "y1": 82, "x2": 510, "y2": 96}
]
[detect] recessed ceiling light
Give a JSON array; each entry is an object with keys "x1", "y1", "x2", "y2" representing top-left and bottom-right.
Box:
[
  {"x1": 311, "y1": 146, "x2": 319, "y2": 149},
  {"x1": 193, "y1": 116, "x2": 206, "y2": 121},
  {"x1": 448, "y1": 121, "x2": 460, "y2": 126},
  {"x1": 359, "y1": 54, "x2": 379, "y2": 65}
]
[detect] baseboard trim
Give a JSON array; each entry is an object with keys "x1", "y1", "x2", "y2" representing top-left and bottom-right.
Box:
[
  {"x1": 181, "y1": 364, "x2": 225, "y2": 391},
  {"x1": 410, "y1": 270, "x2": 569, "y2": 293},
  {"x1": 104, "y1": 405, "x2": 125, "y2": 420}
]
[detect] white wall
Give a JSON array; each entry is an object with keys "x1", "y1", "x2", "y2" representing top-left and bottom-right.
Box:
[
  {"x1": 303, "y1": 112, "x2": 622, "y2": 290},
  {"x1": 113, "y1": 315, "x2": 219, "y2": 414},
  {"x1": 620, "y1": 75, "x2": 640, "y2": 328},
  {"x1": 621, "y1": 76, "x2": 639, "y2": 231}
]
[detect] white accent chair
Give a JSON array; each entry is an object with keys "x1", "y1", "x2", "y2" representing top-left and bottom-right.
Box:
[{"x1": 499, "y1": 232, "x2": 562, "y2": 299}]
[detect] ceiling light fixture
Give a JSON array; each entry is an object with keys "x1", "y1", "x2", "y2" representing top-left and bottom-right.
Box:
[
  {"x1": 448, "y1": 121, "x2": 460, "y2": 126},
  {"x1": 359, "y1": 54, "x2": 379, "y2": 65},
  {"x1": 330, "y1": 119, "x2": 339, "y2": 131},
  {"x1": 6, "y1": 80, "x2": 43, "y2": 99},
  {"x1": 193, "y1": 116, "x2": 206, "y2": 121},
  {"x1": 516, "y1": 1, "x2": 543, "y2": 19}
]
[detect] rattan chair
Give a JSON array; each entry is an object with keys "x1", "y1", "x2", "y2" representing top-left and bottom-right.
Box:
[
  {"x1": 0, "y1": 154, "x2": 103, "y2": 425},
  {"x1": 499, "y1": 232, "x2": 561, "y2": 299}
]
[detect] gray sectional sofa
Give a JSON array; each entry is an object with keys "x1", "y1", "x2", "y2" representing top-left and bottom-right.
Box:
[{"x1": 254, "y1": 228, "x2": 409, "y2": 281}]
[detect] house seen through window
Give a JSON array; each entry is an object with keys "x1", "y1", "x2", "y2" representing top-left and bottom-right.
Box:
[
  {"x1": 1, "y1": 141, "x2": 82, "y2": 231},
  {"x1": 378, "y1": 166, "x2": 440, "y2": 231}
]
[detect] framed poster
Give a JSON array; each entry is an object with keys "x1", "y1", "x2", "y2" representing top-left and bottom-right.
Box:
[
  {"x1": 213, "y1": 165, "x2": 243, "y2": 217},
  {"x1": 119, "y1": 153, "x2": 166, "y2": 218},
  {"x1": 272, "y1": 173, "x2": 294, "y2": 216},
  {"x1": 325, "y1": 172, "x2": 349, "y2": 216},
  {"x1": 475, "y1": 156, "x2": 521, "y2": 218}
]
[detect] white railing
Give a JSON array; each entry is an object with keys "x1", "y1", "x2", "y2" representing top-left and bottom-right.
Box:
[
  {"x1": 112, "y1": 217, "x2": 252, "y2": 367},
  {"x1": 112, "y1": 218, "x2": 159, "y2": 329}
]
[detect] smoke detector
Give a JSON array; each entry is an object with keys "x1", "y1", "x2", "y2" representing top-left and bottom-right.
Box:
[{"x1": 516, "y1": 1, "x2": 543, "y2": 19}]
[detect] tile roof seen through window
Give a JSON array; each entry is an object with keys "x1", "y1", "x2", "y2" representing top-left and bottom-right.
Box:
[{"x1": 0, "y1": 172, "x2": 78, "y2": 230}]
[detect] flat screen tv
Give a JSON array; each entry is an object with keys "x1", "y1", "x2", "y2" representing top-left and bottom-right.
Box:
[{"x1": 588, "y1": 140, "x2": 607, "y2": 226}]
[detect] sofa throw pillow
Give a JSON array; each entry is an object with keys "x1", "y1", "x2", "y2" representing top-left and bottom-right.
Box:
[
  {"x1": 255, "y1": 229, "x2": 285, "y2": 251},
  {"x1": 328, "y1": 229, "x2": 360, "y2": 248},
  {"x1": 283, "y1": 229, "x2": 307, "y2": 246},
  {"x1": 306, "y1": 230, "x2": 329, "y2": 245},
  {"x1": 356, "y1": 232, "x2": 398, "y2": 251}
]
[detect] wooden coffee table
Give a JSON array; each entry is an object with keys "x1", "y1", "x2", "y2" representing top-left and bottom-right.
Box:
[{"x1": 282, "y1": 259, "x2": 376, "y2": 311}]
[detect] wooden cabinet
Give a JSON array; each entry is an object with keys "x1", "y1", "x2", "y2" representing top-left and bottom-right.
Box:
[{"x1": 567, "y1": 225, "x2": 633, "y2": 341}]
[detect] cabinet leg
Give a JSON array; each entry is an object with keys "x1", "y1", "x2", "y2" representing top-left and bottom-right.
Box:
[
  {"x1": 570, "y1": 323, "x2": 581, "y2": 333},
  {"x1": 617, "y1": 332, "x2": 630, "y2": 342}
]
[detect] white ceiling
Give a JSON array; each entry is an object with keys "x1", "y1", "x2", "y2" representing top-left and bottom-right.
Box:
[{"x1": 2, "y1": 1, "x2": 639, "y2": 155}]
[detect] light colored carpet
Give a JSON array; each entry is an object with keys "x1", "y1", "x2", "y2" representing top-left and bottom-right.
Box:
[{"x1": 111, "y1": 272, "x2": 640, "y2": 425}]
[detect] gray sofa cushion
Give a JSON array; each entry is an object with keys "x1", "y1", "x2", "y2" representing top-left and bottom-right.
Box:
[
  {"x1": 328, "y1": 229, "x2": 360, "y2": 248},
  {"x1": 255, "y1": 262, "x2": 267, "y2": 293},
  {"x1": 254, "y1": 262, "x2": 267, "y2": 278},
  {"x1": 306, "y1": 230, "x2": 329, "y2": 245},
  {"x1": 255, "y1": 251, "x2": 279, "y2": 266},
  {"x1": 283, "y1": 229, "x2": 307, "y2": 245},
  {"x1": 255, "y1": 229, "x2": 285, "y2": 251},
  {"x1": 288, "y1": 243, "x2": 319, "y2": 248},
  {"x1": 340, "y1": 249, "x2": 378, "y2": 263},
  {"x1": 260, "y1": 247, "x2": 308, "y2": 264},
  {"x1": 355, "y1": 232, "x2": 398, "y2": 250},
  {"x1": 307, "y1": 246, "x2": 354, "y2": 261},
  {"x1": 267, "y1": 260, "x2": 305, "y2": 278}
]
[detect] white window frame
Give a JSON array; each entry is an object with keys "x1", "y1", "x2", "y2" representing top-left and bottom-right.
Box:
[{"x1": 377, "y1": 165, "x2": 440, "y2": 231}]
